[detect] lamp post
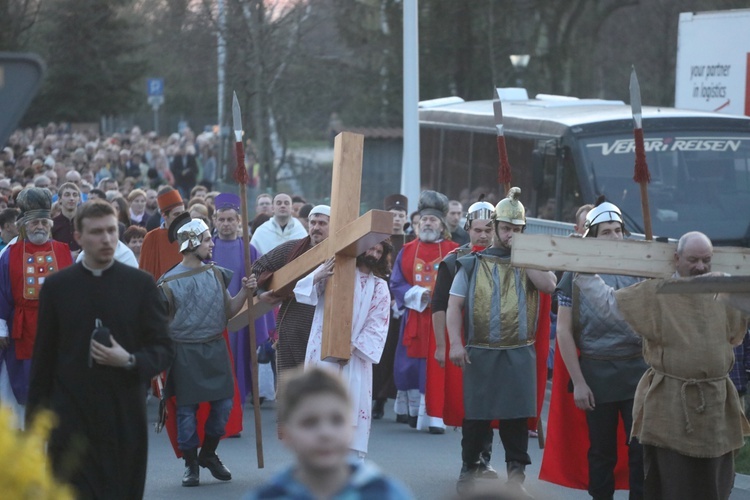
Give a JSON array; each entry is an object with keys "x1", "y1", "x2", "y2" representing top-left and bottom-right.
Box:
[{"x1": 509, "y1": 54, "x2": 530, "y2": 88}]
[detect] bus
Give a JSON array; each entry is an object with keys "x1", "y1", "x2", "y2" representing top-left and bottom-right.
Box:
[{"x1": 419, "y1": 91, "x2": 750, "y2": 246}]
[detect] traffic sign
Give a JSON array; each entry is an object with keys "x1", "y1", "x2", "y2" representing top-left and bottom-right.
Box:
[
  {"x1": 147, "y1": 78, "x2": 164, "y2": 97},
  {"x1": 147, "y1": 95, "x2": 164, "y2": 107}
]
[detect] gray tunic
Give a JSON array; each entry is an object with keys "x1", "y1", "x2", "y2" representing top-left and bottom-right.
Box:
[
  {"x1": 451, "y1": 248, "x2": 537, "y2": 420},
  {"x1": 159, "y1": 264, "x2": 234, "y2": 405}
]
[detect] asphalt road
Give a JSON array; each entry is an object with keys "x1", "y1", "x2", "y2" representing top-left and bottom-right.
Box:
[{"x1": 142, "y1": 384, "x2": 750, "y2": 500}]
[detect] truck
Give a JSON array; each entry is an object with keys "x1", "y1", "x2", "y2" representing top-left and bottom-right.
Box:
[
  {"x1": 675, "y1": 9, "x2": 750, "y2": 116},
  {"x1": 418, "y1": 90, "x2": 750, "y2": 246}
]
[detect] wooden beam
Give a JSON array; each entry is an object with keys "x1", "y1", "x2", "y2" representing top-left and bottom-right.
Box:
[
  {"x1": 321, "y1": 132, "x2": 363, "y2": 361},
  {"x1": 657, "y1": 276, "x2": 750, "y2": 294},
  {"x1": 511, "y1": 234, "x2": 750, "y2": 277},
  {"x1": 226, "y1": 211, "x2": 393, "y2": 333}
]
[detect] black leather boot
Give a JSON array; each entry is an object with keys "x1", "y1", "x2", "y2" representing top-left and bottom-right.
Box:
[
  {"x1": 372, "y1": 399, "x2": 385, "y2": 420},
  {"x1": 198, "y1": 435, "x2": 232, "y2": 481},
  {"x1": 182, "y1": 448, "x2": 200, "y2": 487},
  {"x1": 506, "y1": 461, "x2": 534, "y2": 499},
  {"x1": 456, "y1": 461, "x2": 479, "y2": 494}
]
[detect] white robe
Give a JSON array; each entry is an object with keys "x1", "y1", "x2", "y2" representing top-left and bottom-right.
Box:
[
  {"x1": 294, "y1": 267, "x2": 391, "y2": 454},
  {"x1": 250, "y1": 217, "x2": 308, "y2": 256}
]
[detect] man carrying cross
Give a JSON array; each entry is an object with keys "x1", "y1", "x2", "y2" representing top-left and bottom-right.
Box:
[
  {"x1": 610, "y1": 231, "x2": 750, "y2": 499},
  {"x1": 251, "y1": 206, "x2": 331, "y2": 381},
  {"x1": 294, "y1": 240, "x2": 392, "y2": 461}
]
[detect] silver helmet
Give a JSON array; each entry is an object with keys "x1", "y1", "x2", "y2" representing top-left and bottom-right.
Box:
[
  {"x1": 464, "y1": 201, "x2": 495, "y2": 230},
  {"x1": 583, "y1": 201, "x2": 624, "y2": 237}
]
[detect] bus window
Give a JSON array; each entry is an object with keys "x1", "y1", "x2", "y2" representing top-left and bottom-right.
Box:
[{"x1": 579, "y1": 132, "x2": 750, "y2": 243}]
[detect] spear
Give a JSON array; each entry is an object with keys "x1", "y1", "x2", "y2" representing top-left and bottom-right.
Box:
[
  {"x1": 232, "y1": 91, "x2": 264, "y2": 468},
  {"x1": 630, "y1": 67, "x2": 653, "y2": 241},
  {"x1": 494, "y1": 88, "x2": 513, "y2": 195}
]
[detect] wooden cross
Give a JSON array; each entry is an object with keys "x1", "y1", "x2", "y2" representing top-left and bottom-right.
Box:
[
  {"x1": 510, "y1": 233, "x2": 750, "y2": 278},
  {"x1": 228, "y1": 132, "x2": 393, "y2": 360}
]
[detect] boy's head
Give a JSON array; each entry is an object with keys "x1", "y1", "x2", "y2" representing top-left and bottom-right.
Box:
[{"x1": 278, "y1": 368, "x2": 353, "y2": 471}]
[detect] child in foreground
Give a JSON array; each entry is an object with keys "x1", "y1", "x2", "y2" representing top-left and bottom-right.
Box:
[{"x1": 245, "y1": 368, "x2": 414, "y2": 500}]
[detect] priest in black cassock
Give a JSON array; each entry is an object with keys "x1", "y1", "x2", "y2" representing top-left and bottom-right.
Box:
[{"x1": 27, "y1": 200, "x2": 174, "y2": 500}]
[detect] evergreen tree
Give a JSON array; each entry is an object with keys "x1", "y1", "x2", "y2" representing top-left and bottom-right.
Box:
[{"x1": 27, "y1": 0, "x2": 146, "y2": 122}]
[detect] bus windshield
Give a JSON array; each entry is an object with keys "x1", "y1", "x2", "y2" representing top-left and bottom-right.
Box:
[{"x1": 579, "y1": 131, "x2": 750, "y2": 245}]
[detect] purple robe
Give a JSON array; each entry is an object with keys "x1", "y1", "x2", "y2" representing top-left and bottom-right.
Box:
[
  {"x1": 0, "y1": 246, "x2": 31, "y2": 404},
  {"x1": 212, "y1": 237, "x2": 272, "y2": 404},
  {"x1": 389, "y1": 250, "x2": 426, "y2": 393}
]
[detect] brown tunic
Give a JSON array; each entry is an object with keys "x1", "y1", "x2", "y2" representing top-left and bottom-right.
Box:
[
  {"x1": 251, "y1": 238, "x2": 316, "y2": 374},
  {"x1": 615, "y1": 279, "x2": 750, "y2": 458}
]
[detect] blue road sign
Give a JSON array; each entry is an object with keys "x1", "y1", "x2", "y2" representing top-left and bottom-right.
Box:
[{"x1": 147, "y1": 78, "x2": 164, "y2": 97}]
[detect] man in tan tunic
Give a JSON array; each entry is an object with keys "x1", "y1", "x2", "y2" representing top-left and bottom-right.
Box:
[{"x1": 613, "y1": 231, "x2": 749, "y2": 500}]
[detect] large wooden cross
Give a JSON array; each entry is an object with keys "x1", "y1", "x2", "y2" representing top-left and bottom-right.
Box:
[
  {"x1": 228, "y1": 132, "x2": 393, "y2": 360},
  {"x1": 510, "y1": 233, "x2": 750, "y2": 278}
]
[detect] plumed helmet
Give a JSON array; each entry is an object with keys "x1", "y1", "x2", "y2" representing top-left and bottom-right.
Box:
[
  {"x1": 464, "y1": 201, "x2": 495, "y2": 231},
  {"x1": 16, "y1": 187, "x2": 53, "y2": 224},
  {"x1": 417, "y1": 190, "x2": 449, "y2": 225},
  {"x1": 583, "y1": 197, "x2": 625, "y2": 237},
  {"x1": 491, "y1": 187, "x2": 526, "y2": 226}
]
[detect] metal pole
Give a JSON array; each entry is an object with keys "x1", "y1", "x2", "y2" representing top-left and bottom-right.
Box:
[
  {"x1": 401, "y1": 0, "x2": 420, "y2": 209},
  {"x1": 153, "y1": 105, "x2": 159, "y2": 136},
  {"x1": 217, "y1": 0, "x2": 227, "y2": 180}
]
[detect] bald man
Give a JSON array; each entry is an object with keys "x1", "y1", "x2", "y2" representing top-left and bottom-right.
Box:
[
  {"x1": 250, "y1": 193, "x2": 308, "y2": 256},
  {"x1": 580, "y1": 232, "x2": 749, "y2": 499}
]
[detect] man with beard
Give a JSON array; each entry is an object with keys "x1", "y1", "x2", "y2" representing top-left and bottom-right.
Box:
[
  {"x1": 139, "y1": 187, "x2": 186, "y2": 280},
  {"x1": 294, "y1": 241, "x2": 392, "y2": 461},
  {"x1": 604, "y1": 231, "x2": 750, "y2": 499},
  {"x1": 0, "y1": 188, "x2": 73, "y2": 420},
  {"x1": 27, "y1": 200, "x2": 174, "y2": 499},
  {"x1": 447, "y1": 188, "x2": 556, "y2": 497},
  {"x1": 51, "y1": 182, "x2": 82, "y2": 257},
  {"x1": 158, "y1": 216, "x2": 257, "y2": 487},
  {"x1": 372, "y1": 194, "x2": 408, "y2": 419},
  {"x1": 211, "y1": 193, "x2": 271, "y2": 407},
  {"x1": 390, "y1": 191, "x2": 458, "y2": 432},
  {"x1": 251, "y1": 205, "x2": 330, "y2": 383},
  {"x1": 251, "y1": 193, "x2": 308, "y2": 256}
]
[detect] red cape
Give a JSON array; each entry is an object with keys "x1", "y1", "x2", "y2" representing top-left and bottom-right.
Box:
[
  {"x1": 165, "y1": 331, "x2": 244, "y2": 458},
  {"x1": 431, "y1": 292, "x2": 551, "y2": 429},
  {"x1": 538, "y1": 338, "x2": 630, "y2": 489}
]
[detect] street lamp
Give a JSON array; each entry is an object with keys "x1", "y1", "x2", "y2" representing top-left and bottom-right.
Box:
[{"x1": 509, "y1": 54, "x2": 530, "y2": 88}]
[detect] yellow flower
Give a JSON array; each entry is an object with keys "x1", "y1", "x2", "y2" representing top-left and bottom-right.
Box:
[{"x1": 0, "y1": 406, "x2": 74, "y2": 499}]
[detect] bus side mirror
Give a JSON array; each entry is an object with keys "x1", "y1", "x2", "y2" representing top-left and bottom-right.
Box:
[{"x1": 532, "y1": 150, "x2": 544, "y2": 190}]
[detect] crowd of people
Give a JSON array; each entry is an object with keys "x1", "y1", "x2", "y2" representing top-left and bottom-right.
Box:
[{"x1": 1, "y1": 124, "x2": 750, "y2": 500}]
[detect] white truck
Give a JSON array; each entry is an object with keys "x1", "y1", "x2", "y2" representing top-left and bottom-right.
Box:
[{"x1": 675, "y1": 9, "x2": 750, "y2": 116}]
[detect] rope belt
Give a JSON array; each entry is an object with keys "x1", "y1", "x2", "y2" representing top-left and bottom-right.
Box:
[{"x1": 652, "y1": 368, "x2": 728, "y2": 434}]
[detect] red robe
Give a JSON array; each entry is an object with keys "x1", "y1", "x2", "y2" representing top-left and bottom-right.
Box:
[
  {"x1": 8, "y1": 240, "x2": 73, "y2": 359},
  {"x1": 139, "y1": 228, "x2": 181, "y2": 280},
  {"x1": 539, "y1": 338, "x2": 630, "y2": 489},
  {"x1": 164, "y1": 331, "x2": 243, "y2": 458}
]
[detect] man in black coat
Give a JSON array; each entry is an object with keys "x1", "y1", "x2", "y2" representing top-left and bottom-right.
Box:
[
  {"x1": 171, "y1": 143, "x2": 198, "y2": 199},
  {"x1": 27, "y1": 200, "x2": 174, "y2": 500}
]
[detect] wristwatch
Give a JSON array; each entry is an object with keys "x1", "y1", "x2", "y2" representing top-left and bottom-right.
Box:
[{"x1": 124, "y1": 354, "x2": 136, "y2": 370}]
